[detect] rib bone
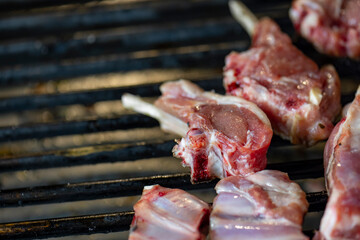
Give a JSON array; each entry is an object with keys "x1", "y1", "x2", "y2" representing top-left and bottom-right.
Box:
[
  {"x1": 121, "y1": 93, "x2": 189, "y2": 137},
  {"x1": 228, "y1": 0, "x2": 259, "y2": 36}
]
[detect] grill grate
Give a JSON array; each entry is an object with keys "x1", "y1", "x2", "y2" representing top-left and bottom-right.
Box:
[{"x1": 0, "y1": 0, "x2": 359, "y2": 239}]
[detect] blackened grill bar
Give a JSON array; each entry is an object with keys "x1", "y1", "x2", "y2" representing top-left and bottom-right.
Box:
[
  {"x1": 0, "y1": 211, "x2": 134, "y2": 240},
  {"x1": 0, "y1": 79, "x2": 354, "y2": 113},
  {"x1": 0, "y1": 47, "x2": 240, "y2": 86},
  {"x1": 0, "y1": 173, "x2": 217, "y2": 207},
  {"x1": 0, "y1": 191, "x2": 326, "y2": 240},
  {"x1": 0, "y1": 140, "x2": 176, "y2": 173},
  {"x1": 0, "y1": 0, "x2": 358, "y2": 238},
  {"x1": 0, "y1": 115, "x2": 158, "y2": 142},
  {"x1": 0, "y1": 137, "x2": 301, "y2": 173},
  {"x1": 0, "y1": 78, "x2": 223, "y2": 113},
  {"x1": 0, "y1": 159, "x2": 323, "y2": 207}
]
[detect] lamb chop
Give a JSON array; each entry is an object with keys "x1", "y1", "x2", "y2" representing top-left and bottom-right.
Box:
[
  {"x1": 210, "y1": 170, "x2": 309, "y2": 240},
  {"x1": 290, "y1": 0, "x2": 360, "y2": 59},
  {"x1": 225, "y1": 0, "x2": 341, "y2": 146},
  {"x1": 315, "y1": 86, "x2": 360, "y2": 239},
  {"x1": 122, "y1": 80, "x2": 272, "y2": 183},
  {"x1": 129, "y1": 185, "x2": 210, "y2": 240}
]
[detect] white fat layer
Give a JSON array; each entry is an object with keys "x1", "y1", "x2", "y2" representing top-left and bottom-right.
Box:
[
  {"x1": 228, "y1": 0, "x2": 258, "y2": 36},
  {"x1": 292, "y1": 0, "x2": 325, "y2": 15},
  {"x1": 246, "y1": 171, "x2": 307, "y2": 215},
  {"x1": 208, "y1": 132, "x2": 225, "y2": 178},
  {"x1": 224, "y1": 69, "x2": 236, "y2": 83},
  {"x1": 144, "y1": 185, "x2": 156, "y2": 191},
  {"x1": 301, "y1": 12, "x2": 319, "y2": 36},
  {"x1": 247, "y1": 171, "x2": 302, "y2": 194},
  {"x1": 309, "y1": 87, "x2": 323, "y2": 106},
  {"x1": 136, "y1": 191, "x2": 207, "y2": 237},
  {"x1": 289, "y1": 7, "x2": 300, "y2": 22},
  {"x1": 121, "y1": 93, "x2": 189, "y2": 137},
  {"x1": 176, "y1": 79, "x2": 204, "y2": 99},
  {"x1": 211, "y1": 172, "x2": 308, "y2": 238},
  {"x1": 350, "y1": 111, "x2": 360, "y2": 149}
]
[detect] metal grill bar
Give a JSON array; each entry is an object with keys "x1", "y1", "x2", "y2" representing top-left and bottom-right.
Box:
[
  {"x1": 0, "y1": 114, "x2": 158, "y2": 142},
  {"x1": 0, "y1": 1, "x2": 231, "y2": 39},
  {"x1": 0, "y1": 158, "x2": 323, "y2": 207},
  {"x1": 0, "y1": 173, "x2": 217, "y2": 207},
  {"x1": 0, "y1": 19, "x2": 247, "y2": 66},
  {"x1": 0, "y1": 0, "x2": 292, "y2": 40},
  {"x1": 0, "y1": 47, "x2": 242, "y2": 86},
  {"x1": 0, "y1": 211, "x2": 134, "y2": 240},
  {"x1": 0, "y1": 191, "x2": 325, "y2": 240},
  {"x1": 0, "y1": 84, "x2": 354, "y2": 113},
  {"x1": 0, "y1": 78, "x2": 223, "y2": 113},
  {"x1": 0, "y1": 141, "x2": 176, "y2": 173},
  {"x1": 0, "y1": 113, "x2": 294, "y2": 144},
  {"x1": 0, "y1": 0, "x2": 98, "y2": 12},
  {"x1": 0, "y1": 135, "x2": 296, "y2": 172}
]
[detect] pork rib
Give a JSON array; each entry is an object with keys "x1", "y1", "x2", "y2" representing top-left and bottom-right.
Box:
[
  {"x1": 225, "y1": 1, "x2": 341, "y2": 146},
  {"x1": 210, "y1": 170, "x2": 309, "y2": 240},
  {"x1": 316, "y1": 86, "x2": 360, "y2": 239},
  {"x1": 129, "y1": 185, "x2": 210, "y2": 240},
  {"x1": 290, "y1": 0, "x2": 360, "y2": 59},
  {"x1": 156, "y1": 80, "x2": 272, "y2": 182}
]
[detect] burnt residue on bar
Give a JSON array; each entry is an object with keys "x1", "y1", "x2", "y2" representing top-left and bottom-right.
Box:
[
  {"x1": 0, "y1": 159, "x2": 325, "y2": 207},
  {"x1": 0, "y1": 19, "x2": 247, "y2": 66},
  {"x1": 0, "y1": 141, "x2": 176, "y2": 172},
  {"x1": 0, "y1": 78, "x2": 224, "y2": 113},
  {"x1": 0, "y1": 47, "x2": 242, "y2": 86},
  {"x1": 0, "y1": 114, "x2": 158, "y2": 142},
  {"x1": 0, "y1": 211, "x2": 134, "y2": 240},
  {"x1": 0, "y1": 191, "x2": 325, "y2": 240},
  {"x1": 0, "y1": 173, "x2": 217, "y2": 207}
]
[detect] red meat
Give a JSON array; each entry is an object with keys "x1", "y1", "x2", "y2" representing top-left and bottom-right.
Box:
[
  {"x1": 224, "y1": 18, "x2": 341, "y2": 146},
  {"x1": 290, "y1": 0, "x2": 360, "y2": 59}
]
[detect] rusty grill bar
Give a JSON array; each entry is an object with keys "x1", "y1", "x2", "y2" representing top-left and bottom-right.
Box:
[{"x1": 0, "y1": 0, "x2": 359, "y2": 239}]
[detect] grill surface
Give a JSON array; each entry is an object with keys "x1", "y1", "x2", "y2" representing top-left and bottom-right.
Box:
[{"x1": 0, "y1": 0, "x2": 359, "y2": 239}]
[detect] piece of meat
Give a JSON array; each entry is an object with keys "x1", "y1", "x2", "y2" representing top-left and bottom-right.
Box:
[
  {"x1": 290, "y1": 0, "x2": 360, "y2": 59},
  {"x1": 316, "y1": 86, "x2": 360, "y2": 239},
  {"x1": 155, "y1": 80, "x2": 272, "y2": 183},
  {"x1": 224, "y1": 18, "x2": 341, "y2": 146},
  {"x1": 210, "y1": 170, "x2": 309, "y2": 240},
  {"x1": 129, "y1": 185, "x2": 210, "y2": 240}
]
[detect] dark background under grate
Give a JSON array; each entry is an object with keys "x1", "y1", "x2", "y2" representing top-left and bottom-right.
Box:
[{"x1": 0, "y1": 0, "x2": 359, "y2": 239}]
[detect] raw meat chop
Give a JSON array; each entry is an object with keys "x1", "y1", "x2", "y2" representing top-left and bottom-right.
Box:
[
  {"x1": 224, "y1": 13, "x2": 341, "y2": 146},
  {"x1": 316, "y1": 86, "x2": 360, "y2": 239},
  {"x1": 155, "y1": 80, "x2": 273, "y2": 182},
  {"x1": 210, "y1": 170, "x2": 309, "y2": 240},
  {"x1": 129, "y1": 185, "x2": 210, "y2": 240}
]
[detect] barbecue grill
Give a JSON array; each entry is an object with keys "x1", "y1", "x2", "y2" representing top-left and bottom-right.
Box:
[{"x1": 0, "y1": 0, "x2": 359, "y2": 239}]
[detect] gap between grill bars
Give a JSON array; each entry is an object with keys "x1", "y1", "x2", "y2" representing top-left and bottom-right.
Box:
[
  {"x1": 0, "y1": 190, "x2": 327, "y2": 240},
  {"x1": 0, "y1": 0, "x2": 359, "y2": 239}
]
